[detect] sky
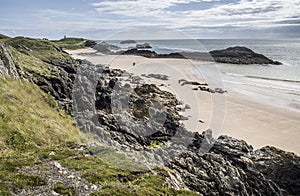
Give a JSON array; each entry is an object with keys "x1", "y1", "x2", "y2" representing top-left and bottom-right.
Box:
[{"x1": 0, "y1": 0, "x2": 299, "y2": 39}]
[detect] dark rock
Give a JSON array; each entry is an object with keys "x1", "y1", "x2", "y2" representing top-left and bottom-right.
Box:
[
  {"x1": 120, "y1": 40, "x2": 137, "y2": 44},
  {"x1": 142, "y1": 73, "x2": 169, "y2": 80},
  {"x1": 30, "y1": 59, "x2": 79, "y2": 114},
  {"x1": 169, "y1": 133, "x2": 289, "y2": 195},
  {"x1": 136, "y1": 43, "x2": 152, "y2": 49},
  {"x1": 84, "y1": 40, "x2": 97, "y2": 47},
  {"x1": 252, "y1": 146, "x2": 300, "y2": 195},
  {"x1": 92, "y1": 42, "x2": 120, "y2": 54},
  {"x1": 209, "y1": 46, "x2": 282, "y2": 65},
  {"x1": 121, "y1": 48, "x2": 158, "y2": 58}
]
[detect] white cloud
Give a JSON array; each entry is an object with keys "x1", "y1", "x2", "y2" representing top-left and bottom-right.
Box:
[
  {"x1": 2, "y1": 0, "x2": 299, "y2": 39},
  {"x1": 92, "y1": 0, "x2": 300, "y2": 29},
  {"x1": 92, "y1": 0, "x2": 216, "y2": 17}
]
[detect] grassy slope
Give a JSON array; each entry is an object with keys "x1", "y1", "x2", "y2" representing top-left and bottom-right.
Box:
[
  {"x1": 51, "y1": 37, "x2": 89, "y2": 49},
  {"x1": 0, "y1": 77, "x2": 82, "y2": 152},
  {"x1": 0, "y1": 35, "x2": 199, "y2": 195},
  {"x1": 4, "y1": 37, "x2": 72, "y2": 77}
]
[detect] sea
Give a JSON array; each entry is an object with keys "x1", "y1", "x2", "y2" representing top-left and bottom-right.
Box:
[{"x1": 107, "y1": 39, "x2": 300, "y2": 113}]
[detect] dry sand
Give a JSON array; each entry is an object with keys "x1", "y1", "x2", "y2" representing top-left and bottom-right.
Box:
[{"x1": 67, "y1": 48, "x2": 300, "y2": 155}]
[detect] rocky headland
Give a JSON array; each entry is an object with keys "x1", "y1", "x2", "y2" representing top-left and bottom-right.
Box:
[
  {"x1": 0, "y1": 35, "x2": 298, "y2": 195},
  {"x1": 118, "y1": 46, "x2": 282, "y2": 65}
]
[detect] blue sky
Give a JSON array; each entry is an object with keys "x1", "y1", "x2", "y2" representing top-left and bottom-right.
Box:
[{"x1": 0, "y1": 0, "x2": 299, "y2": 39}]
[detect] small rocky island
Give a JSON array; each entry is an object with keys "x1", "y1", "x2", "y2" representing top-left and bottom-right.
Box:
[
  {"x1": 136, "y1": 42, "x2": 152, "y2": 49},
  {"x1": 120, "y1": 40, "x2": 137, "y2": 44},
  {"x1": 209, "y1": 46, "x2": 282, "y2": 65},
  {"x1": 118, "y1": 46, "x2": 282, "y2": 65}
]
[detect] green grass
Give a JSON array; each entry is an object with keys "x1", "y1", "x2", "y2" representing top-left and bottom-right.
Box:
[
  {"x1": 0, "y1": 77, "x2": 82, "y2": 152},
  {"x1": 12, "y1": 173, "x2": 47, "y2": 188},
  {"x1": 88, "y1": 146, "x2": 147, "y2": 171},
  {"x1": 5, "y1": 36, "x2": 72, "y2": 63},
  {"x1": 51, "y1": 37, "x2": 89, "y2": 49},
  {"x1": 90, "y1": 173, "x2": 200, "y2": 196},
  {"x1": 8, "y1": 46, "x2": 51, "y2": 76},
  {"x1": 54, "y1": 181, "x2": 75, "y2": 195}
]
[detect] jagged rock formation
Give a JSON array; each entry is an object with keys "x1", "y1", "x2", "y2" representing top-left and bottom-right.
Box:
[
  {"x1": 170, "y1": 132, "x2": 298, "y2": 195},
  {"x1": 0, "y1": 41, "x2": 21, "y2": 79},
  {"x1": 252, "y1": 146, "x2": 300, "y2": 195}
]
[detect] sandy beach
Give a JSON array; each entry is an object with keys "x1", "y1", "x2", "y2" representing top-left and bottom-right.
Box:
[{"x1": 67, "y1": 48, "x2": 300, "y2": 155}]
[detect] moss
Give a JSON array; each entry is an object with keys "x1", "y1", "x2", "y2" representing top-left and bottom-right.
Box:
[
  {"x1": 54, "y1": 181, "x2": 75, "y2": 196},
  {"x1": 88, "y1": 146, "x2": 147, "y2": 171},
  {"x1": 91, "y1": 173, "x2": 200, "y2": 196},
  {"x1": 0, "y1": 182, "x2": 11, "y2": 196},
  {"x1": 4, "y1": 131, "x2": 28, "y2": 151},
  {"x1": 149, "y1": 141, "x2": 165, "y2": 148},
  {"x1": 12, "y1": 173, "x2": 47, "y2": 188},
  {"x1": 59, "y1": 155, "x2": 132, "y2": 184}
]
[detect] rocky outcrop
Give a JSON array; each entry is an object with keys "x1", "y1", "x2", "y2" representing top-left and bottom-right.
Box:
[
  {"x1": 0, "y1": 41, "x2": 21, "y2": 79},
  {"x1": 136, "y1": 43, "x2": 152, "y2": 49},
  {"x1": 93, "y1": 67, "x2": 181, "y2": 147},
  {"x1": 252, "y1": 146, "x2": 300, "y2": 195},
  {"x1": 30, "y1": 58, "x2": 79, "y2": 113},
  {"x1": 84, "y1": 40, "x2": 97, "y2": 47},
  {"x1": 92, "y1": 42, "x2": 121, "y2": 54},
  {"x1": 209, "y1": 46, "x2": 282, "y2": 65},
  {"x1": 169, "y1": 132, "x2": 299, "y2": 195}
]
